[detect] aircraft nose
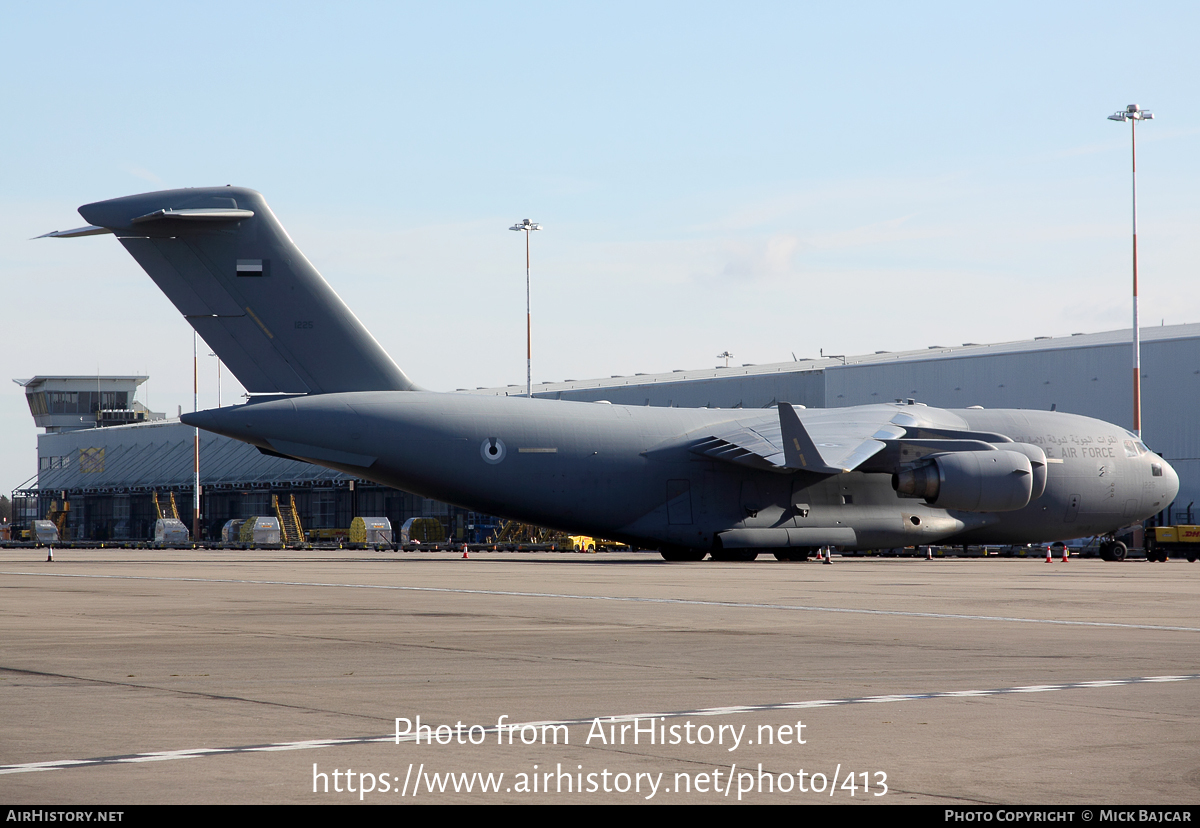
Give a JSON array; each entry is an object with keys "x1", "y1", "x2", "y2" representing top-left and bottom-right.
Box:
[{"x1": 1160, "y1": 456, "x2": 1180, "y2": 503}]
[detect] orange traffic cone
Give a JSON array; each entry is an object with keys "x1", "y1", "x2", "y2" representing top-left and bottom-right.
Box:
[{"x1": 1045, "y1": 545, "x2": 1052, "y2": 563}]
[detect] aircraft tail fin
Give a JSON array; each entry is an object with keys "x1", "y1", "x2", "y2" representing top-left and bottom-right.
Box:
[{"x1": 70, "y1": 187, "x2": 418, "y2": 395}]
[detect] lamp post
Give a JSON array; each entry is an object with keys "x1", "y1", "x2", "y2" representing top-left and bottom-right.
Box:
[
  {"x1": 192, "y1": 331, "x2": 200, "y2": 543},
  {"x1": 509, "y1": 218, "x2": 542, "y2": 398},
  {"x1": 1108, "y1": 103, "x2": 1154, "y2": 437},
  {"x1": 209, "y1": 352, "x2": 222, "y2": 408}
]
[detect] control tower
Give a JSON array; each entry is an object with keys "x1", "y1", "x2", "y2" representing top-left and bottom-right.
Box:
[{"x1": 14, "y1": 375, "x2": 162, "y2": 433}]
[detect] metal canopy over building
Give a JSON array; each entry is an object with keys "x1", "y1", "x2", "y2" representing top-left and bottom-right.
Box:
[
  {"x1": 20, "y1": 415, "x2": 495, "y2": 544},
  {"x1": 35, "y1": 420, "x2": 346, "y2": 492}
]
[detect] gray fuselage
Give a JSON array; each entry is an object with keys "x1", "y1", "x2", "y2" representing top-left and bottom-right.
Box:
[{"x1": 184, "y1": 394, "x2": 1178, "y2": 552}]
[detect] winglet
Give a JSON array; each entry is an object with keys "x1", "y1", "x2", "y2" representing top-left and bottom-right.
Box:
[{"x1": 779, "y1": 403, "x2": 841, "y2": 473}]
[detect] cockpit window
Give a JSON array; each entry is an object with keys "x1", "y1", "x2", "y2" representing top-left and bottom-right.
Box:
[
  {"x1": 1124, "y1": 439, "x2": 1150, "y2": 457},
  {"x1": 1123, "y1": 431, "x2": 1151, "y2": 455}
]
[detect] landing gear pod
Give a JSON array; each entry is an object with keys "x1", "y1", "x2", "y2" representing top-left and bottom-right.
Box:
[{"x1": 893, "y1": 450, "x2": 1035, "y2": 512}]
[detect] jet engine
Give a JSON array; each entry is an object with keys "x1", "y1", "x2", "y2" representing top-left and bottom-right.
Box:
[
  {"x1": 1003, "y1": 442, "x2": 1048, "y2": 501},
  {"x1": 892, "y1": 449, "x2": 1038, "y2": 512}
]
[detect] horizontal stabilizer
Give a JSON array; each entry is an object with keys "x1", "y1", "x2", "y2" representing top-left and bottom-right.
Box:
[
  {"x1": 131, "y1": 207, "x2": 255, "y2": 224},
  {"x1": 34, "y1": 225, "x2": 113, "y2": 239}
]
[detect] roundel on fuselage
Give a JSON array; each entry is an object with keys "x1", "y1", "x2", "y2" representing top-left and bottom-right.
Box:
[{"x1": 480, "y1": 437, "x2": 506, "y2": 464}]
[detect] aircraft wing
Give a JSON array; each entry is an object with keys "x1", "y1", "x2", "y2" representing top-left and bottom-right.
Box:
[
  {"x1": 689, "y1": 404, "x2": 905, "y2": 474},
  {"x1": 688, "y1": 418, "x2": 790, "y2": 472}
]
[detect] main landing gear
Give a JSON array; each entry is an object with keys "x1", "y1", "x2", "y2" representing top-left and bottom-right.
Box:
[{"x1": 1097, "y1": 538, "x2": 1127, "y2": 562}]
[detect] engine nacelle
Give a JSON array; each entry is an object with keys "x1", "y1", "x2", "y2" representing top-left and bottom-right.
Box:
[
  {"x1": 892, "y1": 449, "x2": 1034, "y2": 512},
  {"x1": 1003, "y1": 442, "x2": 1048, "y2": 501}
]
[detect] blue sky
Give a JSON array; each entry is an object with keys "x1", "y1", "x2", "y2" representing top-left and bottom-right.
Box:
[{"x1": 2, "y1": 2, "x2": 1199, "y2": 494}]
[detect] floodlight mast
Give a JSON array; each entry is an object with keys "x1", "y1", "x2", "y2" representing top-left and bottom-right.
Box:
[
  {"x1": 1107, "y1": 104, "x2": 1153, "y2": 437},
  {"x1": 509, "y1": 218, "x2": 542, "y2": 398},
  {"x1": 193, "y1": 331, "x2": 200, "y2": 542}
]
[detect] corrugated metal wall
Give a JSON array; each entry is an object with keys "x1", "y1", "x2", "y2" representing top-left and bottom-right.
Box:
[{"x1": 540, "y1": 368, "x2": 826, "y2": 409}]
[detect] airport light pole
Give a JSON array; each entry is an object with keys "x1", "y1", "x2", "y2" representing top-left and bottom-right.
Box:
[
  {"x1": 192, "y1": 331, "x2": 200, "y2": 543},
  {"x1": 1108, "y1": 103, "x2": 1153, "y2": 437},
  {"x1": 509, "y1": 218, "x2": 542, "y2": 398},
  {"x1": 209, "y1": 351, "x2": 222, "y2": 408}
]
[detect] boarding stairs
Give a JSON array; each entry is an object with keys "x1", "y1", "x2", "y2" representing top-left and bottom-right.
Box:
[
  {"x1": 153, "y1": 491, "x2": 180, "y2": 521},
  {"x1": 272, "y1": 494, "x2": 305, "y2": 546}
]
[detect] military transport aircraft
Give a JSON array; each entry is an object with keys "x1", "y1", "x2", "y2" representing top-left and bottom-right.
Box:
[{"x1": 41, "y1": 187, "x2": 1179, "y2": 561}]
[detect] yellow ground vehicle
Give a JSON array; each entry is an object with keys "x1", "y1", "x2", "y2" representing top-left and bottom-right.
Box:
[{"x1": 1146, "y1": 525, "x2": 1200, "y2": 563}]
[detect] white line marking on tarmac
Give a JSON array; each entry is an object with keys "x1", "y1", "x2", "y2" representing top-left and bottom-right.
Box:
[
  {"x1": 4, "y1": 570, "x2": 1200, "y2": 632},
  {"x1": 0, "y1": 674, "x2": 1196, "y2": 775}
]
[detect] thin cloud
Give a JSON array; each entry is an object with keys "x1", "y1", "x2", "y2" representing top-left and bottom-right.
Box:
[{"x1": 120, "y1": 164, "x2": 164, "y2": 185}]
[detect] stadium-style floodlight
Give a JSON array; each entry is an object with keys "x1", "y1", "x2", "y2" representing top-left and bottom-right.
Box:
[
  {"x1": 1108, "y1": 104, "x2": 1153, "y2": 437},
  {"x1": 509, "y1": 218, "x2": 542, "y2": 398},
  {"x1": 717, "y1": 351, "x2": 734, "y2": 367}
]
